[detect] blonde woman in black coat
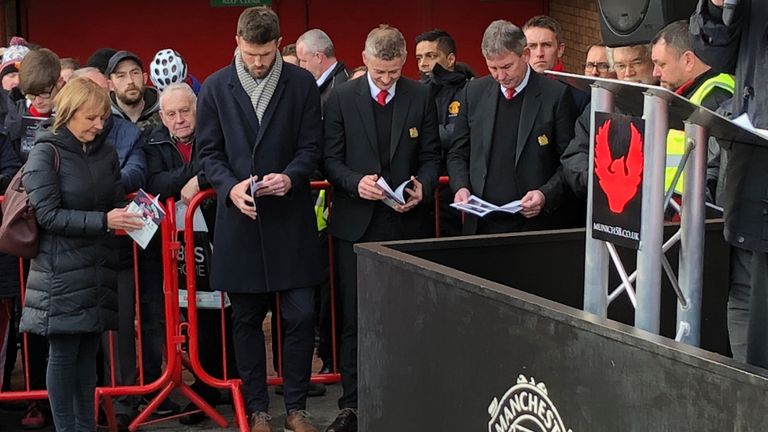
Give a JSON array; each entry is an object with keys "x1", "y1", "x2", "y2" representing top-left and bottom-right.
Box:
[{"x1": 20, "y1": 77, "x2": 143, "y2": 432}]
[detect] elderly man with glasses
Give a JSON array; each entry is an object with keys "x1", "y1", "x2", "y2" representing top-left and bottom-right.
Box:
[{"x1": 584, "y1": 41, "x2": 617, "y2": 79}]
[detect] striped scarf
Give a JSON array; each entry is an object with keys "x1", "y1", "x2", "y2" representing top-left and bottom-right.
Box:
[{"x1": 235, "y1": 48, "x2": 283, "y2": 124}]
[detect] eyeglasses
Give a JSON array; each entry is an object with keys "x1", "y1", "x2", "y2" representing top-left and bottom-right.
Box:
[
  {"x1": 25, "y1": 86, "x2": 55, "y2": 101},
  {"x1": 585, "y1": 62, "x2": 611, "y2": 72},
  {"x1": 613, "y1": 59, "x2": 646, "y2": 73}
]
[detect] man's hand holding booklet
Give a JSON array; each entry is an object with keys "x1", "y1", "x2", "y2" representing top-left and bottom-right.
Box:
[
  {"x1": 375, "y1": 176, "x2": 422, "y2": 213},
  {"x1": 450, "y1": 194, "x2": 522, "y2": 218}
]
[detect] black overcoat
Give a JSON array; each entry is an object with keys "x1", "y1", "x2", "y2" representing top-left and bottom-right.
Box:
[{"x1": 197, "y1": 61, "x2": 323, "y2": 293}]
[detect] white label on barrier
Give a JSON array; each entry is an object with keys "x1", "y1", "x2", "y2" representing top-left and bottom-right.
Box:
[{"x1": 178, "y1": 289, "x2": 230, "y2": 309}]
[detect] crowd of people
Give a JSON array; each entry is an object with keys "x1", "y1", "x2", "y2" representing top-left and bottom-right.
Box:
[{"x1": 0, "y1": 1, "x2": 764, "y2": 431}]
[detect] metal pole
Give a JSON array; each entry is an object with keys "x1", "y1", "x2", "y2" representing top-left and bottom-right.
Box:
[
  {"x1": 583, "y1": 84, "x2": 613, "y2": 317},
  {"x1": 677, "y1": 122, "x2": 707, "y2": 346},
  {"x1": 635, "y1": 93, "x2": 668, "y2": 333}
]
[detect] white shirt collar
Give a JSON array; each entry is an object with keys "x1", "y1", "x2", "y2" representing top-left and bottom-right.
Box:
[
  {"x1": 316, "y1": 61, "x2": 338, "y2": 87},
  {"x1": 499, "y1": 65, "x2": 531, "y2": 98},
  {"x1": 366, "y1": 72, "x2": 397, "y2": 105}
]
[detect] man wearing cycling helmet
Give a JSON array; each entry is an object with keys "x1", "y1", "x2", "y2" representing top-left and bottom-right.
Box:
[{"x1": 149, "y1": 49, "x2": 202, "y2": 95}]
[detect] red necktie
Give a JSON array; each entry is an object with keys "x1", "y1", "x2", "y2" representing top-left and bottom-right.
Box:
[
  {"x1": 377, "y1": 89, "x2": 389, "y2": 106},
  {"x1": 505, "y1": 87, "x2": 516, "y2": 100}
]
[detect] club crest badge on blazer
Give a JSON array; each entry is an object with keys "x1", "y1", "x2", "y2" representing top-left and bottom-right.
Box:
[
  {"x1": 409, "y1": 127, "x2": 419, "y2": 138},
  {"x1": 448, "y1": 100, "x2": 461, "y2": 117},
  {"x1": 538, "y1": 134, "x2": 549, "y2": 146}
]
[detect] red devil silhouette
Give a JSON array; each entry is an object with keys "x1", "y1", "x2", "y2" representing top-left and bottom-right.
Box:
[{"x1": 594, "y1": 119, "x2": 643, "y2": 213}]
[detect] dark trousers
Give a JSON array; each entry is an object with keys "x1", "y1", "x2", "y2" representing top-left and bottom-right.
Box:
[
  {"x1": 727, "y1": 246, "x2": 768, "y2": 367},
  {"x1": 229, "y1": 287, "x2": 315, "y2": 414},
  {"x1": 99, "y1": 268, "x2": 138, "y2": 415},
  {"x1": 186, "y1": 307, "x2": 238, "y2": 404},
  {"x1": 335, "y1": 207, "x2": 422, "y2": 409},
  {"x1": 47, "y1": 333, "x2": 100, "y2": 432},
  {"x1": 138, "y1": 252, "x2": 165, "y2": 384}
]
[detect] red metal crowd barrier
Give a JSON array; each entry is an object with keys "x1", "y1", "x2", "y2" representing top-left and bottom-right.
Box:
[{"x1": 0, "y1": 175, "x2": 454, "y2": 431}]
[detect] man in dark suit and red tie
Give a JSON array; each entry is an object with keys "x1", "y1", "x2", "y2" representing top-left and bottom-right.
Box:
[
  {"x1": 322, "y1": 24, "x2": 441, "y2": 432},
  {"x1": 447, "y1": 19, "x2": 577, "y2": 235}
]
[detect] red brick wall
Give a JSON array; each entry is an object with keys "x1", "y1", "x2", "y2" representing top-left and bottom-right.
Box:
[{"x1": 549, "y1": 0, "x2": 602, "y2": 74}]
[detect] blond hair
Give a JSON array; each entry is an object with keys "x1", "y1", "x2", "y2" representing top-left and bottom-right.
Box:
[{"x1": 52, "y1": 76, "x2": 111, "y2": 134}]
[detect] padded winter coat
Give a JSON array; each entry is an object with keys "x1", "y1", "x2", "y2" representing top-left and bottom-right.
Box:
[{"x1": 19, "y1": 124, "x2": 122, "y2": 335}]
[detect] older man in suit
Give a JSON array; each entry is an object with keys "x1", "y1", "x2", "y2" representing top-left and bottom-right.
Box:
[
  {"x1": 322, "y1": 24, "x2": 441, "y2": 432},
  {"x1": 447, "y1": 19, "x2": 577, "y2": 235},
  {"x1": 196, "y1": 6, "x2": 323, "y2": 432}
]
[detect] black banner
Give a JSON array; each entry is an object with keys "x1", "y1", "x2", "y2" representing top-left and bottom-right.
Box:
[{"x1": 591, "y1": 112, "x2": 644, "y2": 249}]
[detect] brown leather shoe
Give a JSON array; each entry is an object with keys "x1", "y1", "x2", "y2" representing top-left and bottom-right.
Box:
[
  {"x1": 284, "y1": 409, "x2": 318, "y2": 432},
  {"x1": 249, "y1": 412, "x2": 273, "y2": 432},
  {"x1": 325, "y1": 408, "x2": 357, "y2": 432}
]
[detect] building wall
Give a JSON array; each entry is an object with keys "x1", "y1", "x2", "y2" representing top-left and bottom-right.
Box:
[
  {"x1": 19, "y1": 0, "x2": 546, "y2": 82},
  {"x1": 549, "y1": 0, "x2": 602, "y2": 74}
]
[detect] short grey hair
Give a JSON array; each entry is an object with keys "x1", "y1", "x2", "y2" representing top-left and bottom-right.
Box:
[
  {"x1": 605, "y1": 44, "x2": 651, "y2": 69},
  {"x1": 71, "y1": 67, "x2": 103, "y2": 79},
  {"x1": 297, "y1": 29, "x2": 335, "y2": 57},
  {"x1": 364, "y1": 25, "x2": 406, "y2": 61},
  {"x1": 159, "y1": 82, "x2": 196, "y2": 111},
  {"x1": 481, "y1": 20, "x2": 527, "y2": 58}
]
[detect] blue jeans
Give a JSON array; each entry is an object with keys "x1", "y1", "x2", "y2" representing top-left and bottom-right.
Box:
[{"x1": 47, "y1": 333, "x2": 100, "y2": 432}]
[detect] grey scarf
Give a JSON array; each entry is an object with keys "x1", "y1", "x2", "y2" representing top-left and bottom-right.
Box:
[{"x1": 235, "y1": 49, "x2": 283, "y2": 123}]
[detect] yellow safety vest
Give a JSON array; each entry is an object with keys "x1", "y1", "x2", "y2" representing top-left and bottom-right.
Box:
[
  {"x1": 314, "y1": 189, "x2": 328, "y2": 231},
  {"x1": 665, "y1": 73, "x2": 735, "y2": 194}
]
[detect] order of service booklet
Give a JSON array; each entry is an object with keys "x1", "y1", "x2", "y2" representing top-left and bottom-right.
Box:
[
  {"x1": 450, "y1": 195, "x2": 523, "y2": 217},
  {"x1": 376, "y1": 177, "x2": 413, "y2": 209},
  {"x1": 125, "y1": 189, "x2": 166, "y2": 249}
]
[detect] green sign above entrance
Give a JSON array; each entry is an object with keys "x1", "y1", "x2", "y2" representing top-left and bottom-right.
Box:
[{"x1": 211, "y1": 0, "x2": 272, "y2": 7}]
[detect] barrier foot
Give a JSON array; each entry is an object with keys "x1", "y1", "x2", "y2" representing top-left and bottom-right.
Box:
[
  {"x1": 178, "y1": 382, "x2": 228, "y2": 428},
  {"x1": 101, "y1": 394, "x2": 118, "y2": 432},
  {"x1": 231, "y1": 380, "x2": 249, "y2": 432},
  {"x1": 129, "y1": 382, "x2": 176, "y2": 431}
]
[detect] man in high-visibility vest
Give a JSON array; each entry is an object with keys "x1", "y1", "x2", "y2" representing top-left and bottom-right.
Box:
[{"x1": 651, "y1": 20, "x2": 735, "y2": 198}]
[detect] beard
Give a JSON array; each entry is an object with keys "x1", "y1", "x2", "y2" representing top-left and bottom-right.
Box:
[
  {"x1": 247, "y1": 57, "x2": 276, "y2": 80},
  {"x1": 116, "y1": 86, "x2": 144, "y2": 106}
]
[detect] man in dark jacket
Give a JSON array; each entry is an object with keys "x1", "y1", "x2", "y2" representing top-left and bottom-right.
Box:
[
  {"x1": 5, "y1": 48, "x2": 65, "y2": 162},
  {"x1": 323, "y1": 24, "x2": 441, "y2": 432},
  {"x1": 106, "y1": 51, "x2": 161, "y2": 137},
  {"x1": 296, "y1": 28, "x2": 349, "y2": 109},
  {"x1": 197, "y1": 7, "x2": 324, "y2": 432},
  {"x1": 448, "y1": 20, "x2": 577, "y2": 235},
  {"x1": 691, "y1": 0, "x2": 768, "y2": 368},
  {"x1": 415, "y1": 29, "x2": 474, "y2": 237},
  {"x1": 144, "y1": 82, "x2": 237, "y2": 425}
]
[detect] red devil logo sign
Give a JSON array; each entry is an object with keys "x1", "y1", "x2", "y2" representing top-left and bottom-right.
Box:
[{"x1": 594, "y1": 119, "x2": 644, "y2": 213}]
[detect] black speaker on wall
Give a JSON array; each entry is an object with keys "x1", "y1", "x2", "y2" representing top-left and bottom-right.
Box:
[{"x1": 598, "y1": 0, "x2": 699, "y2": 47}]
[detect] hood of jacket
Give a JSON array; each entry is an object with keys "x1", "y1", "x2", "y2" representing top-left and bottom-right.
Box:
[{"x1": 424, "y1": 63, "x2": 475, "y2": 88}]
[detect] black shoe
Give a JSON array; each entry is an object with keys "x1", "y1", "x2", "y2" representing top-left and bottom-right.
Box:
[
  {"x1": 139, "y1": 396, "x2": 181, "y2": 416},
  {"x1": 326, "y1": 408, "x2": 357, "y2": 432},
  {"x1": 178, "y1": 403, "x2": 208, "y2": 425}
]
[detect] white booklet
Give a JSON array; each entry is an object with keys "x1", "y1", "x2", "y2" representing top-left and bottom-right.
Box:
[
  {"x1": 450, "y1": 194, "x2": 522, "y2": 217},
  {"x1": 732, "y1": 113, "x2": 768, "y2": 140},
  {"x1": 125, "y1": 189, "x2": 166, "y2": 249},
  {"x1": 376, "y1": 177, "x2": 413, "y2": 209}
]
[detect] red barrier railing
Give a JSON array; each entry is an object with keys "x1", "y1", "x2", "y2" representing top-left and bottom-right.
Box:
[{"x1": 0, "y1": 175, "x2": 453, "y2": 430}]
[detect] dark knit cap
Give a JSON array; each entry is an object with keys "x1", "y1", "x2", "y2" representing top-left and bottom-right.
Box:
[{"x1": 86, "y1": 48, "x2": 117, "y2": 74}]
